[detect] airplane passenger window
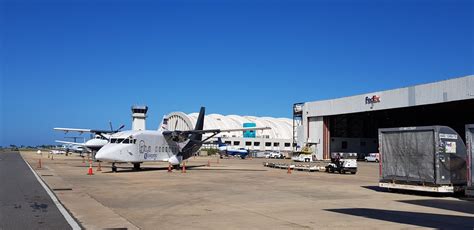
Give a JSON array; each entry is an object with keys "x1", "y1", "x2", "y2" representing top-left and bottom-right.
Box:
[{"x1": 123, "y1": 139, "x2": 129, "y2": 144}]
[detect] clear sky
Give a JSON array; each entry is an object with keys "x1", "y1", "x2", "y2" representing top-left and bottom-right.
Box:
[{"x1": 1, "y1": 0, "x2": 473, "y2": 146}]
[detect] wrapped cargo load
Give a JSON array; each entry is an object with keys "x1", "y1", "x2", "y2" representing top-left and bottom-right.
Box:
[
  {"x1": 379, "y1": 126, "x2": 467, "y2": 193},
  {"x1": 466, "y1": 124, "x2": 474, "y2": 196}
]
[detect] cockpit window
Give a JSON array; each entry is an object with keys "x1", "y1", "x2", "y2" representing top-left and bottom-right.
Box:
[{"x1": 110, "y1": 138, "x2": 125, "y2": 144}]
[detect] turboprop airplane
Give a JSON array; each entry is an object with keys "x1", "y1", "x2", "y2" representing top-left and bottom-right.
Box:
[
  {"x1": 95, "y1": 107, "x2": 270, "y2": 172},
  {"x1": 54, "y1": 123, "x2": 125, "y2": 158},
  {"x1": 216, "y1": 137, "x2": 249, "y2": 159}
]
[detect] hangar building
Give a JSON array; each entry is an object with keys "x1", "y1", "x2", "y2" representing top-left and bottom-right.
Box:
[
  {"x1": 165, "y1": 112, "x2": 294, "y2": 152},
  {"x1": 294, "y1": 75, "x2": 474, "y2": 160}
]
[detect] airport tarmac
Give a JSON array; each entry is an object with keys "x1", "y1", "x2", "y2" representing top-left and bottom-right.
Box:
[{"x1": 18, "y1": 151, "x2": 474, "y2": 229}]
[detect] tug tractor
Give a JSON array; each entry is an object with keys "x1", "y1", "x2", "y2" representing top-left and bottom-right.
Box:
[{"x1": 325, "y1": 152, "x2": 358, "y2": 174}]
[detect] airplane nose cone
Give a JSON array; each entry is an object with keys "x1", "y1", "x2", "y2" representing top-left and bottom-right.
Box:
[{"x1": 96, "y1": 144, "x2": 128, "y2": 162}]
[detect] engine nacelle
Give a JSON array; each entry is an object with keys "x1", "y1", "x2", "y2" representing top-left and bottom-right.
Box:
[{"x1": 168, "y1": 155, "x2": 183, "y2": 165}]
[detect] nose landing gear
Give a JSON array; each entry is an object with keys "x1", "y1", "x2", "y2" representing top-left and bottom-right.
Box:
[{"x1": 133, "y1": 163, "x2": 141, "y2": 171}]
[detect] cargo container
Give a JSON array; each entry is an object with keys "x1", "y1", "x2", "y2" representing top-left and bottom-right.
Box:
[
  {"x1": 379, "y1": 126, "x2": 467, "y2": 193},
  {"x1": 466, "y1": 124, "x2": 474, "y2": 196}
]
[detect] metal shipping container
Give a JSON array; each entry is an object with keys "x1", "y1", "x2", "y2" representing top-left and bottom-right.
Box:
[
  {"x1": 379, "y1": 126, "x2": 467, "y2": 193},
  {"x1": 466, "y1": 124, "x2": 474, "y2": 196}
]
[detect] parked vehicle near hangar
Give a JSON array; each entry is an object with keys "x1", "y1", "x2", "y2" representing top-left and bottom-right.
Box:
[
  {"x1": 379, "y1": 126, "x2": 467, "y2": 193},
  {"x1": 325, "y1": 152, "x2": 358, "y2": 174},
  {"x1": 265, "y1": 151, "x2": 284, "y2": 159},
  {"x1": 364, "y1": 153, "x2": 380, "y2": 162}
]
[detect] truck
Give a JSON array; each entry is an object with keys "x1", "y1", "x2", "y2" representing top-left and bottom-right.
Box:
[
  {"x1": 379, "y1": 126, "x2": 467, "y2": 193},
  {"x1": 291, "y1": 145, "x2": 314, "y2": 162},
  {"x1": 466, "y1": 124, "x2": 474, "y2": 197},
  {"x1": 265, "y1": 151, "x2": 285, "y2": 159}
]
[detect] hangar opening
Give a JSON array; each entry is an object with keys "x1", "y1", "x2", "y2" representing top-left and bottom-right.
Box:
[
  {"x1": 327, "y1": 99, "x2": 474, "y2": 158},
  {"x1": 295, "y1": 75, "x2": 474, "y2": 160}
]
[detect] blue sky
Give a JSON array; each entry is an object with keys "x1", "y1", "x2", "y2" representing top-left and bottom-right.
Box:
[{"x1": 1, "y1": 0, "x2": 473, "y2": 146}]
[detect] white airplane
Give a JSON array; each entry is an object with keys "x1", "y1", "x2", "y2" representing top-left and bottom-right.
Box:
[
  {"x1": 95, "y1": 107, "x2": 270, "y2": 172},
  {"x1": 54, "y1": 124, "x2": 125, "y2": 157},
  {"x1": 216, "y1": 138, "x2": 249, "y2": 159}
]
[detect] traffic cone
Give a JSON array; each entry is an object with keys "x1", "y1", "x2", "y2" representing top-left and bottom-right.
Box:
[
  {"x1": 168, "y1": 163, "x2": 172, "y2": 173},
  {"x1": 87, "y1": 161, "x2": 94, "y2": 175},
  {"x1": 207, "y1": 159, "x2": 210, "y2": 167},
  {"x1": 97, "y1": 162, "x2": 102, "y2": 171},
  {"x1": 37, "y1": 159, "x2": 42, "y2": 169},
  {"x1": 181, "y1": 162, "x2": 186, "y2": 173},
  {"x1": 287, "y1": 165, "x2": 292, "y2": 174}
]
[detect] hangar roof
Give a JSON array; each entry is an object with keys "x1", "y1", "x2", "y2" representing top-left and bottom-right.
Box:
[{"x1": 304, "y1": 75, "x2": 474, "y2": 117}]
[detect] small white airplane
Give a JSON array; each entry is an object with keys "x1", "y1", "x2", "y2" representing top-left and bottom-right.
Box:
[
  {"x1": 95, "y1": 107, "x2": 270, "y2": 172},
  {"x1": 216, "y1": 138, "x2": 249, "y2": 159},
  {"x1": 54, "y1": 124, "x2": 125, "y2": 157}
]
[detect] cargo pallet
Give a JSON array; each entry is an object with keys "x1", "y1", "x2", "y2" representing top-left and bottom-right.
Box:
[
  {"x1": 379, "y1": 182, "x2": 465, "y2": 193},
  {"x1": 263, "y1": 162, "x2": 326, "y2": 172}
]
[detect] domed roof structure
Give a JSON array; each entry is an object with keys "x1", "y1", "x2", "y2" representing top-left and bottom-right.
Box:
[{"x1": 165, "y1": 112, "x2": 292, "y2": 139}]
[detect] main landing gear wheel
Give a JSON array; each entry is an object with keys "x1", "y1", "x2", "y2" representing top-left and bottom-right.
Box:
[
  {"x1": 133, "y1": 163, "x2": 141, "y2": 171},
  {"x1": 112, "y1": 163, "x2": 117, "y2": 173}
]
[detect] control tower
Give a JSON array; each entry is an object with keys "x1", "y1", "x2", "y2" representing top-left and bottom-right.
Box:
[{"x1": 131, "y1": 105, "x2": 148, "y2": 131}]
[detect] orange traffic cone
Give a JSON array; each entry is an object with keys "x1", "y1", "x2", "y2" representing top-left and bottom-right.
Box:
[
  {"x1": 287, "y1": 165, "x2": 292, "y2": 174},
  {"x1": 168, "y1": 163, "x2": 172, "y2": 173},
  {"x1": 181, "y1": 162, "x2": 186, "y2": 173},
  {"x1": 87, "y1": 161, "x2": 94, "y2": 175},
  {"x1": 97, "y1": 162, "x2": 102, "y2": 171},
  {"x1": 37, "y1": 159, "x2": 42, "y2": 169}
]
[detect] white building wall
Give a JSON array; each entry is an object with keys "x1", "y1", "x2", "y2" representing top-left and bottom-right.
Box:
[{"x1": 307, "y1": 117, "x2": 324, "y2": 159}]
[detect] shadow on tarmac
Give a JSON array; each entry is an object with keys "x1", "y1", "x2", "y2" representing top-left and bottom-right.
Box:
[
  {"x1": 398, "y1": 199, "x2": 474, "y2": 215},
  {"x1": 326, "y1": 208, "x2": 474, "y2": 229}
]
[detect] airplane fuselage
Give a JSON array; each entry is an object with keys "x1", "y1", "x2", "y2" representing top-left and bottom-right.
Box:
[{"x1": 95, "y1": 130, "x2": 185, "y2": 165}]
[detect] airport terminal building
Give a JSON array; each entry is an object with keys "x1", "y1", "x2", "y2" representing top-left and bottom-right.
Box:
[
  {"x1": 294, "y1": 75, "x2": 474, "y2": 160},
  {"x1": 165, "y1": 112, "x2": 294, "y2": 152}
]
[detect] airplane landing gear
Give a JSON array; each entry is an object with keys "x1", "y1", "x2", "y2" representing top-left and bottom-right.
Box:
[
  {"x1": 133, "y1": 163, "x2": 141, "y2": 171},
  {"x1": 173, "y1": 164, "x2": 180, "y2": 170},
  {"x1": 112, "y1": 163, "x2": 117, "y2": 173}
]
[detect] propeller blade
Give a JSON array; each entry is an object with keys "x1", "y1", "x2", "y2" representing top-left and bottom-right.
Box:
[
  {"x1": 117, "y1": 124, "x2": 125, "y2": 132},
  {"x1": 109, "y1": 121, "x2": 113, "y2": 132}
]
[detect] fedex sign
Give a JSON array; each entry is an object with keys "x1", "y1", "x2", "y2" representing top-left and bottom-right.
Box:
[{"x1": 365, "y1": 95, "x2": 381, "y2": 105}]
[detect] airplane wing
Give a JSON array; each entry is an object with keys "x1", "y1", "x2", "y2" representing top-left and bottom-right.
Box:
[
  {"x1": 54, "y1": 127, "x2": 118, "y2": 134},
  {"x1": 55, "y1": 140, "x2": 86, "y2": 146},
  {"x1": 163, "y1": 127, "x2": 271, "y2": 142}
]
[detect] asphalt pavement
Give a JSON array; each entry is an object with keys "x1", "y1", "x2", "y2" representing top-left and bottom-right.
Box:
[{"x1": 0, "y1": 151, "x2": 74, "y2": 230}]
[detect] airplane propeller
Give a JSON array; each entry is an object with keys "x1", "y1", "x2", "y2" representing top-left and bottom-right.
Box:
[{"x1": 109, "y1": 121, "x2": 125, "y2": 133}]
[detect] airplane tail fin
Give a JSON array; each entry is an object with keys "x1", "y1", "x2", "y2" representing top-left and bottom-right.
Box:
[
  {"x1": 193, "y1": 107, "x2": 205, "y2": 142},
  {"x1": 217, "y1": 137, "x2": 226, "y2": 147}
]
